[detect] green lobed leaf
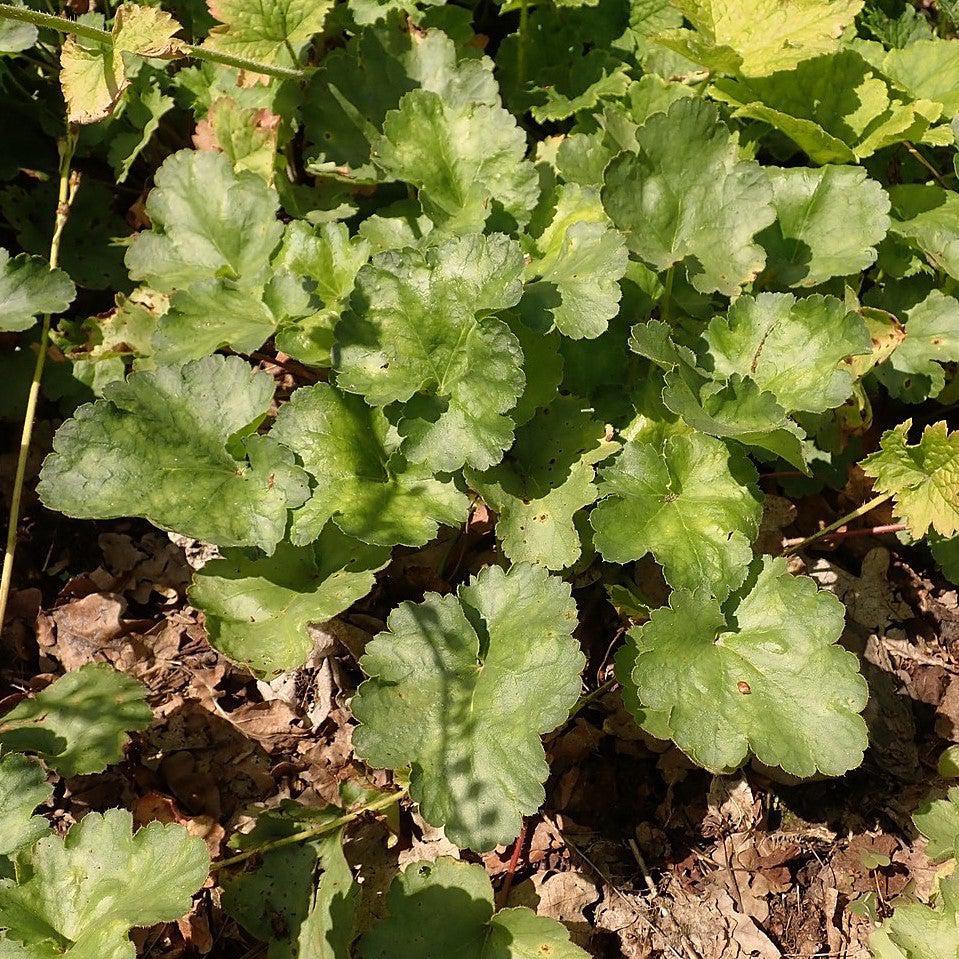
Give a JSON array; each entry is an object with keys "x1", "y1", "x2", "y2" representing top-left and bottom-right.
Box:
[
  {"x1": 0, "y1": 755, "x2": 51, "y2": 858},
  {"x1": 38, "y1": 355, "x2": 309, "y2": 553},
  {"x1": 189, "y1": 527, "x2": 391, "y2": 678},
  {"x1": 710, "y1": 50, "x2": 942, "y2": 164},
  {"x1": 374, "y1": 89, "x2": 538, "y2": 233},
  {"x1": 591, "y1": 431, "x2": 762, "y2": 600},
  {"x1": 522, "y1": 184, "x2": 628, "y2": 340},
  {"x1": 653, "y1": 0, "x2": 863, "y2": 77},
  {"x1": 0, "y1": 665, "x2": 152, "y2": 779},
  {"x1": 0, "y1": 249, "x2": 75, "y2": 333},
  {"x1": 616, "y1": 555, "x2": 869, "y2": 776},
  {"x1": 759, "y1": 166, "x2": 891, "y2": 289},
  {"x1": 704, "y1": 293, "x2": 871, "y2": 414},
  {"x1": 125, "y1": 149, "x2": 283, "y2": 292},
  {"x1": 913, "y1": 786, "x2": 959, "y2": 863},
  {"x1": 334, "y1": 233, "x2": 526, "y2": 472},
  {"x1": 602, "y1": 98, "x2": 775, "y2": 296},
  {"x1": 0, "y1": 809, "x2": 209, "y2": 958},
  {"x1": 870, "y1": 874, "x2": 959, "y2": 959},
  {"x1": 861, "y1": 420, "x2": 959, "y2": 538},
  {"x1": 857, "y1": 37, "x2": 959, "y2": 117},
  {"x1": 202, "y1": 0, "x2": 334, "y2": 72},
  {"x1": 888, "y1": 184, "x2": 959, "y2": 283},
  {"x1": 361, "y1": 857, "x2": 588, "y2": 959},
  {"x1": 352, "y1": 564, "x2": 584, "y2": 851},
  {"x1": 271, "y1": 382, "x2": 468, "y2": 547},
  {"x1": 223, "y1": 803, "x2": 357, "y2": 959},
  {"x1": 467, "y1": 396, "x2": 618, "y2": 570},
  {"x1": 875, "y1": 290, "x2": 959, "y2": 402}
]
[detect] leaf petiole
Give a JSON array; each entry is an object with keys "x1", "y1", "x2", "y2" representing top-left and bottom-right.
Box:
[
  {"x1": 211, "y1": 786, "x2": 409, "y2": 871},
  {"x1": 0, "y1": 2, "x2": 311, "y2": 81},
  {"x1": 783, "y1": 491, "x2": 895, "y2": 555}
]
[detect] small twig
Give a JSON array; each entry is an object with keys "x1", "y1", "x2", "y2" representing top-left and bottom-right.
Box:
[
  {"x1": 627, "y1": 838, "x2": 659, "y2": 899},
  {"x1": 782, "y1": 492, "x2": 895, "y2": 556},
  {"x1": 0, "y1": 3, "x2": 311, "y2": 81},
  {"x1": 568, "y1": 678, "x2": 618, "y2": 721},
  {"x1": 211, "y1": 786, "x2": 408, "y2": 871},
  {"x1": 498, "y1": 818, "x2": 528, "y2": 908},
  {"x1": 0, "y1": 130, "x2": 79, "y2": 633}
]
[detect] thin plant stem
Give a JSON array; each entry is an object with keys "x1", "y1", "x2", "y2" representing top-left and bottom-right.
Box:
[
  {"x1": 782, "y1": 491, "x2": 895, "y2": 556},
  {"x1": 0, "y1": 129, "x2": 79, "y2": 634},
  {"x1": 517, "y1": 0, "x2": 529, "y2": 88},
  {"x1": 211, "y1": 787, "x2": 409, "y2": 871},
  {"x1": 0, "y1": 3, "x2": 310, "y2": 81},
  {"x1": 782, "y1": 522, "x2": 908, "y2": 549},
  {"x1": 904, "y1": 141, "x2": 951, "y2": 188},
  {"x1": 568, "y1": 677, "x2": 617, "y2": 720}
]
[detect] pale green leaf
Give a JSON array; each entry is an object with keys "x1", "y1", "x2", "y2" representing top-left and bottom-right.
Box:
[
  {"x1": 107, "y1": 76, "x2": 175, "y2": 184},
  {"x1": 335, "y1": 233, "x2": 526, "y2": 472},
  {"x1": 602, "y1": 99, "x2": 775, "y2": 296},
  {"x1": 125, "y1": 149, "x2": 283, "y2": 292},
  {"x1": 38, "y1": 355, "x2": 309, "y2": 553},
  {"x1": 0, "y1": 249, "x2": 75, "y2": 333},
  {"x1": 654, "y1": 0, "x2": 862, "y2": 77},
  {"x1": 760, "y1": 166, "x2": 890, "y2": 289},
  {"x1": 272, "y1": 383, "x2": 468, "y2": 547},
  {"x1": 711, "y1": 50, "x2": 942, "y2": 164},
  {"x1": 189, "y1": 527, "x2": 390, "y2": 677},
  {"x1": 0, "y1": 755, "x2": 50, "y2": 858},
  {"x1": 704, "y1": 293, "x2": 871, "y2": 413},
  {"x1": 523, "y1": 184, "x2": 628, "y2": 340},
  {"x1": 630, "y1": 321, "x2": 809, "y2": 470},
  {"x1": 591, "y1": 432, "x2": 762, "y2": 600},
  {"x1": 0, "y1": 1, "x2": 36, "y2": 53},
  {"x1": 870, "y1": 874, "x2": 959, "y2": 959},
  {"x1": 875, "y1": 290, "x2": 959, "y2": 402},
  {"x1": 913, "y1": 787, "x2": 959, "y2": 862},
  {"x1": 617, "y1": 556, "x2": 868, "y2": 776},
  {"x1": 361, "y1": 858, "x2": 588, "y2": 959},
  {"x1": 374, "y1": 89, "x2": 538, "y2": 233},
  {"x1": 861, "y1": 420, "x2": 959, "y2": 538},
  {"x1": 275, "y1": 221, "x2": 371, "y2": 308},
  {"x1": 353, "y1": 564, "x2": 583, "y2": 850},
  {"x1": 203, "y1": 0, "x2": 333, "y2": 71},
  {"x1": 0, "y1": 665, "x2": 152, "y2": 779},
  {"x1": 858, "y1": 37, "x2": 959, "y2": 117},
  {"x1": 467, "y1": 397, "x2": 617, "y2": 570},
  {"x1": 0, "y1": 809, "x2": 208, "y2": 958},
  {"x1": 193, "y1": 96, "x2": 279, "y2": 182}
]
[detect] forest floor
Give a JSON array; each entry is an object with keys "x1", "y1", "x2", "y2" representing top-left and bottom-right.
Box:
[{"x1": 2, "y1": 358, "x2": 958, "y2": 959}]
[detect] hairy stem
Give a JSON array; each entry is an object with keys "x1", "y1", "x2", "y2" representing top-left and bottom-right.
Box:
[
  {"x1": 0, "y1": 3, "x2": 310, "y2": 81},
  {"x1": 783, "y1": 522, "x2": 908, "y2": 549},
  {"x1": 0, "y1": 130, "x2": 79, "y2": 634},
  {"x1": 211, "y1": 787, "x2": 409, "y2": 871},
  {"x1": 783, "y1": 491, "x2": 895, "y2": 555}
]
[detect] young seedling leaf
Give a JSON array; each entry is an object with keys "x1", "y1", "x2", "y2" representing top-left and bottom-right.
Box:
[
  {"x1": 335, "y1": 233, "x2": 526, "y2": 472},
  {"x1": 467, "y1": 396, "x2": 618, "y2": 570},
  {"x1": 271, "y1": 383, "x2": 468, "y2": 546},
  {"x1": 913, "y1": 786, "x2": 959, "y2": 863},
  {"x1": 352, "y1": 565, "x2": 583, "y2": 851},
  {"x1": 870, "y1": 873, "x2": 959, "y2": 959}
]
